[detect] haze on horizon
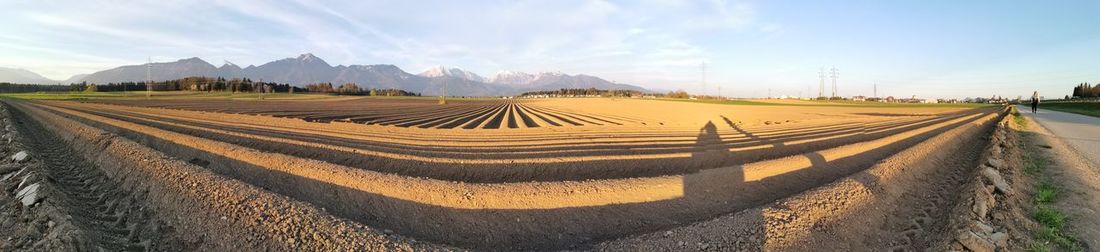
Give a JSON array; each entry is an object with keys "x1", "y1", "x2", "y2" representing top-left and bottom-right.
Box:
[{"x1": 1, "y1": 0, "x2": 1098, "y2": 99}]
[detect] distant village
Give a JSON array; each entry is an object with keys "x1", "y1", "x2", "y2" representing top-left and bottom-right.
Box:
[
  {"x1": 515, "y1": 88, "x2": 1019, "y2": 104},
  {"x1": 769, "y1": 95, "x2": 1016, "y2": 104}
]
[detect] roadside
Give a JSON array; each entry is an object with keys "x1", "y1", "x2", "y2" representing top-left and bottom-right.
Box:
[
  {"x1": 1021, "y1": 106, "x2": 1100, "y2": 250},
  {"x1": 1023, "y1": 106, "x2": 1100, "y2": 168}
]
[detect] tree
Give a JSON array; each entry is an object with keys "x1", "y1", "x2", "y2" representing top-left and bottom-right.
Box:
[
  {"x1": 369, "y1": 89, "x2": 378, "y2": 96},
  {"x1": 84, "y1": 84, "x2": 97, "y2": 93},
  {"x1": 305, "y1": 83, "x2": 334, "y2": 93},
  {"x1": 666, "y1": 90, "x2": 690, "y2": 99},
  {"x1": 337, "y1": 83, "x2": 361, "y2": 95}
]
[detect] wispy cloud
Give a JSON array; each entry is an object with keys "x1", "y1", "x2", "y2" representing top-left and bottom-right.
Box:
[{"x1": 1, "y1": 0, "x2": 763, "y2": 90}]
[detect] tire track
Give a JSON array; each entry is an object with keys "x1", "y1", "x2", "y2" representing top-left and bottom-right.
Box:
[{"x1": 9, "y1": 103, "x2": 158, "y2": 251}]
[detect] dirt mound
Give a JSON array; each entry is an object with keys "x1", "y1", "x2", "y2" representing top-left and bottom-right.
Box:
[
  {"x1": 1, "y1": 103, "x2": 96, "y2": 250},
  {"x1": 934, "y1": 112, "x2": 1040, "y2": 251}
]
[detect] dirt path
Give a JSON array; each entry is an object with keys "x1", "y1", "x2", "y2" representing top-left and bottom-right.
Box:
[{"x1": 1023, "y1": 112, "x2": 1100, "y2": 249}]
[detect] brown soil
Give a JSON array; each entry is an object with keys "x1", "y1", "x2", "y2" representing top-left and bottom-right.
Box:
[
  {"x1": 0, "y1": 97, "x2": 1008, "y2": 251},
  {"x1": 596, "y1": 107, "x2": 1005, "y2": 251}
]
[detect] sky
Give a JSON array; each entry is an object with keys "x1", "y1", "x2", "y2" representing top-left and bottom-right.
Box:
[{"x1": 1, "y1": 0, "x2": 1099, "y2": 99}]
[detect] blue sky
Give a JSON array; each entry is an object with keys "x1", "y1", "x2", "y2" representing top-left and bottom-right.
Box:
[{"x1": 1, "y1": 0, "x2": 1098, "y2": 99}]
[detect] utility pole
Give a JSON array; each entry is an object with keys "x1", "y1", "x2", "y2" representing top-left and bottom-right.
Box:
[
  {"x1": 829, "y1": 66, "x2": 839, "y2": 98},
  {"x1": 439, "y1": 79, "x2": 447, "y2": 104},
  {"x1": 874, "y1": 83, "x2": 877, "y2": 98},
  {"x1": 259, "y1": 78, "x2": 264, "y2": 100},
  {"x1": 700, "y1": 60, "x2": 706, "y2": 97},
  {"x1": 817, "y1": 67, "x2": 825, "y2": 99},
  {"x1": 146, "y1": 57, "x2": 152, "y2": 99}
]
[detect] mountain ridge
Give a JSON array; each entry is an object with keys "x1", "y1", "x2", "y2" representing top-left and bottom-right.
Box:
[
  {"x1": 0, "y1": 67, "x2": 63, "y2": 84},
  {"x1": 5, "y1": 54, "x2": 649, "y2": 96}
]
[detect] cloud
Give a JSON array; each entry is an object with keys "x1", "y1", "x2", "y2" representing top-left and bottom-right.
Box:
[{"x1": 0, "y1": 0, "x2": 764, "y2": 87}]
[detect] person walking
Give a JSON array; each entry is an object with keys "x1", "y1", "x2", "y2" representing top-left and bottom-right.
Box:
[{"x1": 1031, "y1": 91, "x2": 1040, "y2": 113}]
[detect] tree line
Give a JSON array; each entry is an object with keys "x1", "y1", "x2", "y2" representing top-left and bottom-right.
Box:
[
  {"x1": 303, "y1": 82, "x2": 420, "y2": 96},
  {"x1": 520, "y1": 88, "x2": 645, "y2": 97},
  {"x1": 0, "y1": 82, "x2": 75, "y2": 93},
  {"x1": 1072, "y1": 82, "x2": 1100, "y2": 98},
  {"x1": 0, "y1": 77, "x2": 419, "y2": 97},
  {"x1": 83, "y1": 77, "x2": 298, "y2": 93}
]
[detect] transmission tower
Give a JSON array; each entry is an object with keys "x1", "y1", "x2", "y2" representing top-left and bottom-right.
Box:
[
  {"x1": 829, "y1": 66, "x2": 839, "y2": 98},
  {"x1": 817, "y1": 67, "x2": 825, "y2": 99},
  {"x1": 146, "y1": 57, "x2": 152, "y2": 99}
]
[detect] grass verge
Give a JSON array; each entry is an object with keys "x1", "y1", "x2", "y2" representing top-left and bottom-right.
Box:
[
  {"x1": 1019, "y1": 114, "x2": 1083, "y2": 251},
  {"x1": 1012, "y1": 107, "x2": 1028, "y2": 128},
  {"x1": 1039, "y1": 102, "x2": 1100, "y2": 118}
]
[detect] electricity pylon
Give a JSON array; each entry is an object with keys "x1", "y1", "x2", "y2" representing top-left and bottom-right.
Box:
[
  {"x1": 829, "y1": 66, "x2": 839, "y2": 98},
  {"x1": 818, "y1": 67, "x2": 825, "y2": 99}
]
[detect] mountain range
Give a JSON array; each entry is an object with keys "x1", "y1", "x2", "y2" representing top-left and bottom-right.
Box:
[
  {"x1": 1, "y1": 54, "x2": 647, "y2": 96},
  {"x1": 0, "y1": 67, "x2": 61, "y2": 84}
]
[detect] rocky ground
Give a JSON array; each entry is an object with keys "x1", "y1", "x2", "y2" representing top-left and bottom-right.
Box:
[{"x1": 937, "y1": 113, "x2": 1038, "y2": 251}]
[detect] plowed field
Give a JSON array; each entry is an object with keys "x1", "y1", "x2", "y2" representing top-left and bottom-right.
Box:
[{"x1": 0, "y1": 97, "x2": 1005, "y2": 251}]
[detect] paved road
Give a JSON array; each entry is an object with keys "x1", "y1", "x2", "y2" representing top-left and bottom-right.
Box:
[{"x1": 1020, "y1": 105, "x2": 1100, "y2": 167}]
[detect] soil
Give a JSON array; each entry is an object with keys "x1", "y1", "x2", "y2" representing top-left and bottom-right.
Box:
[{"x1": 0, "y1": 97, "x2": 1010, "y2": 251}]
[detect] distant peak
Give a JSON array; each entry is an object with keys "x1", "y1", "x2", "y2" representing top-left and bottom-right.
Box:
[
  {"x1": 493, "y1": 70, "x2": 532, "y2": 76},
  {"x1": 172, "y1": 57, "x2": 211, "y2": 66},
  {"x1": 297, "y1": 53, "x2": 316, "y2": 60}
]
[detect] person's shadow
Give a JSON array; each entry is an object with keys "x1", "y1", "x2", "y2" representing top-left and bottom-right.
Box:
[{"x1": 691, "y1": 121, "x2": 730, "y2": 169}]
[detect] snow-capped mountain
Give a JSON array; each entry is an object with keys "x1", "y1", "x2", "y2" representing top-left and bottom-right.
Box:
[
  {"x1": 59, "y1": 53, "x2": 649, "y2": 96},
  {"x1": 217, "y1": 61, "x2": 243, "y2": 79},
  {"x1": 488, "y1": 71, "x2": 536, "y2": 86},
  {"x1": 241, "y1": 53, "x2": 338, "y2": 84},
  {"x1": 418, "y1": 65, "x2": 486, "y2": 82},
  {"x1": 490, "y1": 71, "x2": 645, "y2": 92}
]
